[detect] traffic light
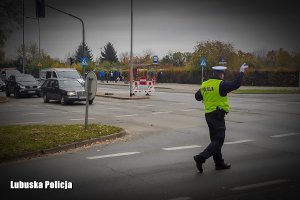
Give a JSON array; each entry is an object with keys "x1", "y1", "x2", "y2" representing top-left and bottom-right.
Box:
[
  {"x1": 69, "y1": 57, "x2": 74, "y2": 65},
  {"x1": 36, "y1": 0, "x2": 45, "y2": 18}
]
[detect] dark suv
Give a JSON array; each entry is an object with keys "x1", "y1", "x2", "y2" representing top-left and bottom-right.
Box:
[
  {"x1": 40, "y1": 78, "x2": 93, "y2": 105},
  {"x1": 6, "y1": 74, "x2": 41, "y2": 98}
]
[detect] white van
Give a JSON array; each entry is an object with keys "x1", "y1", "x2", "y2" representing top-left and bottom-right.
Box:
[{"x1": 40, "y1": 68, "x2": 84, "y2": 85}]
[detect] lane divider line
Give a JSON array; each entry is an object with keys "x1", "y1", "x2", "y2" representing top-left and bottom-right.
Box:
[
  {"x1": 230, "y1": 179, "x2": 289, "y2": 191},
  {"x1": 182, "y1": 109, "x2": 197, "y2": 112},
  {"x1": 152, "y1": 111, "x2": 171, "y2": 115},
  {"x1": 270, "y1": 133, "x2": 300, "y2": 138},
  {"x1": 69, "y1": 118, "x2": 96, "y2": 121},
  {"x1": 163, "y1": 145, "x2": 202, "y2": 151},
  {"x1": 224, "y1": 139, "x2": 254, "y2": 145},
  {"x1": 86, "y1": 152, "x2": 141, "y2": 160},
  {"x1": 115, "y1": 114, "x2": 138, "y2": 118}
]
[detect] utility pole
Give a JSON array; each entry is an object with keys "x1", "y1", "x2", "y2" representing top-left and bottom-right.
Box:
[
  {"x1": 22, "y1": 0, "x2": 25, "y2": 74},
  {"x1": 129, "y1": 0, "x2": 134, "y2": 97},
  {"x1": 45, "y1": 5, "x2": 85, "y2": 78}
]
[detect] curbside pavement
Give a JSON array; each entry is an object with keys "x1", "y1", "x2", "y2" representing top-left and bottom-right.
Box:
[
  {"x1": 1, "y1": 130, "x2": 126, "y2": 163},
  {"x1": 96, "y1": 92, "x2": 150, "y2": 100}
]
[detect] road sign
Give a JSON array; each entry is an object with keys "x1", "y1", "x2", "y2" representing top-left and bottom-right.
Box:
[
  {"x1": 85, "y1": 71, "x2": 97, "y2": 101},
  {"x1": 81, "y1": 57, "x2": 88, "y2": 67},
  {"x1": 219, "y1": 57, "x2": 227, "y2": 65},
  {"x1": 153, "y1": 56, "x2": 158, "y2": 65},
  {"x1": 199, "y1": 58, "x2": 206, "y2": 67}
]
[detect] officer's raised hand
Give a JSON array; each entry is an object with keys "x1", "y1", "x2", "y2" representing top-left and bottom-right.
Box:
[{"x1": 240, "y1": 63, "x2": 249, "y2": 73}]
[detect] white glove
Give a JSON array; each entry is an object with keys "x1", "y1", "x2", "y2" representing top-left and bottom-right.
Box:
[{"x1": 240, "y1": 63, "x2": 248, "y2": 72}]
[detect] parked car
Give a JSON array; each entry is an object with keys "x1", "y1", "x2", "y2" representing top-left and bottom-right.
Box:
[
  {"x1": 5, "y1": 74, "x2": 41, "y2": 98},
  {"x1": 1, "y1": 68, "x2": 22, "y2": 82},
  {"x1": 40, "y1": 78, "x2": 93, "y2": 105},
  {"x1": 0, "y1": 79, "x2": 5, "y2": 91},
  {"x1": 39, "y1": 68, "x2": 84, "y2": 86}
]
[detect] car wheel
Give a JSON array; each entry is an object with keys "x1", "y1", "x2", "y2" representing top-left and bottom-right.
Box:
[
  {"x1": 89, "y1": 99, "x2": 94, "y2": 105},
  {"x1": 5, "y1": 89, "x2": 10, "y2": 97},
  {"x1": 43, "y1": 93, "x2": 49, "y2": 103},
  {"x1": 37, "y1": 92, "x2": 41, "y2": 98},
  {"x1": 60, "y1": 95, "x2": 67, "y2": 105},
  {"x1": 14, "y1": 90, "x2": 20, "y2": 98}
]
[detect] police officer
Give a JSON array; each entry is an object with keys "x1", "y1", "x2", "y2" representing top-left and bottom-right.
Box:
[{"x1": 194, "y1": 63, "x2": 249, "y2": 173}]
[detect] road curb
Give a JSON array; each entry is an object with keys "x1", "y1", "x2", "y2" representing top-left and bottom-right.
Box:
[
  {"x1": 1, "y1": 130, "x2": 126, "y2": 163},
  {"x1": 96, "y1": 93, "x2": 150, "y2": 100}
]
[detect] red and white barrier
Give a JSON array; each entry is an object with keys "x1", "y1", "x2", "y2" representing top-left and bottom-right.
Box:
[{"x1": 132, "y1": 78, "x2": 155, "y2": 95}]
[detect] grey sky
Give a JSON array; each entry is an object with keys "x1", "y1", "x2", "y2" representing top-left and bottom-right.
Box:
[{"x1": 3, "y1": 0, "x2": 300, "y2": 61}]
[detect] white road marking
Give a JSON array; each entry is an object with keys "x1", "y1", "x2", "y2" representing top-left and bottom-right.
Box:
[
  {"x1": 69, "y1": 118, "x2": 96, "y2": 121},
  {"x1": 106, "y1": 107, "x2": 121, "y2": 110},
  {"x1": 22, "y1": 113, "x2": 45, "y2": 115},
  {"x1": 86, "y1": 152, "x2": 140, "y2": 159},
  {"x1": 115, "y1": 114, "x2": 138, "y2": 118},
  {"x1": 230, "y1": 179, "x2": 289, "y2": 191},
  {"x1": 163, "y1": 145, "x2": 202, "y2": 151},
  {"x1": 135, "y1": 105, "x2": 153, "y2": 108},
  {"x1": 170, "y1": 102, "x2": 184, "y2": 105},
  {"x1": 224, "y1": 139, "x2": 254, "y2": 145},
  {"x1": 71, "y1": 111, "x2": 83, "y2": 113},
  {"x1": 14, "y1": 121, "x2": 45, "y2": 124},
  {"x1": 270, "y1": 133, "x2": 300, "y2": 138},
  {"x1": 182, "y1": 109, "x2": 197, "y2": 112},
  {"x1": 152, "y1": 111, "x2": 171, "y2": 115}
]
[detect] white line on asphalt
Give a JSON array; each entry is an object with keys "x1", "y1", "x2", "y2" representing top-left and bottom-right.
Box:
[
  {"x1": 230, "y1": 179, "x2": 289, "y2": 191},
  {"x1": 163, "y1": 145, "x2": 202, "y2": 151},
  {"x1": 224, "y1": 139, "x2": 254, "y2": 145},
  {"x1": 14, "y1": 121, "x2": 45, "y2": 124},
  {"x1": 270, "y1": 133, "x2": 300, "y2": 138},
  {"x1": 115, "y1": 114, "x2": 138, "y2": 118},
  {"x1": 182, "y1": 109, "x2": 197, "y2": 112},
  {"x1": 106, "y1": 107, "x2": 121, "y2": 110},
  {"x1": 152, "y1": 111, "x2": 171, "y2": 115},
  {"x1": 69, "y1": 118, "x2": 96, "y2": 121},
  {"x1": 22, "y1": 113, "x2": 45, "y2": 115},
  {"x1": 135, "y1": 105, "x2": 153, "y2": 108},
  {"x1": 86, "y1": 152, "x2": 141, "y2": 159},
  {"x1": 71, "y1": 111, "x2": 83, "y2": 113},
  {"x1": 170, "y1": 102, "x2": 185, "y2": 105}
]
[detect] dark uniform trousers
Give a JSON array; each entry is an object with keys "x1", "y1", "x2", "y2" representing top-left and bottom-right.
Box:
[{"x1": 198, "y1": 109, "x2": 226, "y2": 164}]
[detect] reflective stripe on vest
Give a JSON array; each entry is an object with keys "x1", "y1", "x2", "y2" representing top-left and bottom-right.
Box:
[{"x1": 200, "y1": 79, "x2": 229, "y2": 113}]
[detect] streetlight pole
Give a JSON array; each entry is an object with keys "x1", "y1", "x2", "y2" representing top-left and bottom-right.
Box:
[
  {"x1": 26, "y1": 16, "x2": 41, "y2": 76},
  {"x1": 22, "y1": 0, "x2": 25, "y2": 74},
  {"x1": 129, "y1": 0, "x2": 134, "y2": 97}
]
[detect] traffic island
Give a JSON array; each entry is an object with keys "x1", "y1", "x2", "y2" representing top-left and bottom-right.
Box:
[
  {"x1": 96, "y1": 92, "x2": 150, "y2": 100},
  {"x1": 0, "y1": 124, "x2": 125, "y2": 163}
]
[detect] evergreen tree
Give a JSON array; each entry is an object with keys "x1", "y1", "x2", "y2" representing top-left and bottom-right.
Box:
[
  {"x1": 75, "y1": 42, "x2": 93, "y2": 63},
  {"x1": 100, "y1": 42, "x2": 118, "y2": 63}
]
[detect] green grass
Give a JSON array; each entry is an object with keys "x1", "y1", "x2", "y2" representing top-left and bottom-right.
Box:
[
  {"x1": 0, "y1": 124, "x2": 122, "y2": 162},
  {"x1": 233, "y1": 89, "x2": 300, "y2": 94}
]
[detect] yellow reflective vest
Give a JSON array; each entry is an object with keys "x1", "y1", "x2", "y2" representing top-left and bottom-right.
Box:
[{"x1": 200, "y1": 79, "x2": 229, "y2": 113}]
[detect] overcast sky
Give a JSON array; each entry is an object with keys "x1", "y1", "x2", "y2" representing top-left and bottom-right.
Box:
[{"x1": 3, "y1": 0, "x2": 300, "y2": 61}]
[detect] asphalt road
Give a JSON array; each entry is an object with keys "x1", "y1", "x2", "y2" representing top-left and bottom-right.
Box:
[{"x1": 0, "y1": 85, "x2": 300, "y2": 200}]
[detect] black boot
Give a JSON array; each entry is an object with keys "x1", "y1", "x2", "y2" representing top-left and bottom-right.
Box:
[
  {"x1": 215, "y1": 162, "x2": 231, "y2": 170},
  {"x1": 194, "y1": 155, "x2": 205, "y2": 173}
]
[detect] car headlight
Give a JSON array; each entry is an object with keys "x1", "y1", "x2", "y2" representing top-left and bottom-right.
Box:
[
  {"x1": 18, "y1": 84, "x2": 26, "y2": 89},
  {"x1": 67, "y1": 91, "x2": 76, "y2": 96}
]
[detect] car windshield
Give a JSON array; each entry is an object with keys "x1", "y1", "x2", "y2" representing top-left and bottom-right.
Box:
[
  {"x1": 59, "y1": 80, "x2": 82, "y2": 88},
  {"x1": 56, "y1": 71, "x2": 81, "y2": 79},
  {"x1": 16, "y1": 75, "x2": 36, "y2": 82},
  {"x1": 6, "y1": 70, "x2": 21, "y2": 76}
]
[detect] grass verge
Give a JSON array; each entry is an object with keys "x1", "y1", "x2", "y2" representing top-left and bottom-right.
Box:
[
  {"x1": 0, "y1": 124, "x2": 122, "y2": 162},
  {"x1": 233, "y1": 89, "x2": 300, "y2": 94}
]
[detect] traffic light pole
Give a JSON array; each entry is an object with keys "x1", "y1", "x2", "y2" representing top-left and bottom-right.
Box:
[
  {"x1": 45, "y1": 5, "x2": 85, "y2": 77},
  {"x1": 45, "y1": 4, "x2": 88, "y2": 128},
  {"x1": 129, "y1": 0, "x2": 134, "y2": 97}
]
